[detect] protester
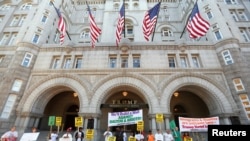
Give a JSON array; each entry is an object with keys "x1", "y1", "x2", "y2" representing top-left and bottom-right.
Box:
[
  {"x1": 173, "y1": 127, "x2": 181, "y2": 141},
  {"x1": 163, "y1": 129, "x2": 174, "y2": 141},
  {"x1": 135, "y1": 131, "x2": 144, "y2": 141},
  {"x1": 60, "y1": 127, "x2": 73, "y2": 141},
  {"x1": 146, "y1": 130, "x2": 154, "y2": 141},
  {"x1": 1, "y1": 126, "x2": 18, "y2": 141},
  {"x1": 155, "y1": 129, "x2": 163, "y2": 141},
  {"x1": 103, "y1": 127, "x2": 113, "y2": 141},
  {"x1": 75, "y1": 127, "x2": 84, "y2": 141},
  {"x1": 50, "y1": 129, "x2": 58, "y2": 141}
]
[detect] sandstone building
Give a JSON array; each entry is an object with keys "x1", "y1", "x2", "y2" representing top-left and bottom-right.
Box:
[{"x1": 0, "y1": 0, "x2": 250, "y2": 140}]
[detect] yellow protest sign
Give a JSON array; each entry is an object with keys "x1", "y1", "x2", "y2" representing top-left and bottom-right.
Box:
[
  {"x1": 128, "y1": 136, "x2": 136, "y2": 141},
  {"x1": 75, "y1": 117, "x2": 83, "y2": 127},
  {"x1": 86, "y1": 129, "x2": 94, "y2": 139},
  {"x1": 55, "y1": 116, "x2": 62, "y2": 126},
  {"x1": 137, "y1": 121, "x2": 144, "y2": 131},
  {"x1": 184, "y1": 137, "x2": 193, "y2": 141},
  {"x1": 156, "y1": 114, "x2": 164, "y2": 122},
  {"x1": 108, "y1": 136, "x2": 116, "y2": 141}
]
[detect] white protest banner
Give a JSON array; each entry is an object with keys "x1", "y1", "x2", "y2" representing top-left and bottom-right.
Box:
[
  {"x1": 108, "y1": 109, "x2": 143, "y2": 126},
  {"x1": 179, "y1": 116, "x2": 219, "y2": 132},
  {"x1": 20, "y1": 132, "x2": 40, "y2": 141}
]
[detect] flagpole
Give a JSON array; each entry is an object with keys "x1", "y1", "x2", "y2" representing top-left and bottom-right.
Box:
[
  {"x1": 151, "y1": 1, "x2": 161, "y2": 42},
  {"x1": 123, "y1": 0, "x2": 125, "y2": 38},
  {"x1": 179, "y1": 0, "x2": 198, "y2": 39},
  {"x1": 50, "y1": 1, "x2": 71, "y2": 40}
]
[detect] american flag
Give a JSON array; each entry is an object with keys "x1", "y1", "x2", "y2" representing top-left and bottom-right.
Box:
[
  {"x1": 115, "y1": 4, "x2": 125, "y2": 47},
  {"x1": 142, "y1": 2, "x2": 161, "y2": 41},
  {"x1": 187, "y1": 2, "x2": 210, "y2": 39},
  {"x1": 87, "y1": 3, "x2": 101, "y2": 48},
  {"x1": 52, "y1": 3, "x2": 66, "y2": 45}
]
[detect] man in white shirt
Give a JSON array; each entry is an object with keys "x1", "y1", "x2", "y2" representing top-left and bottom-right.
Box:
[
  {"x1": 163, "y1": 129, "x2": 174, "y2": 141},
  {"x1": 154, "y1": 129, "x2": 163, "y2": 141},
  {"x1": 135, "y1": 131, "x2": 144, "y2": 141},
  {"x1": 103, "y1": 127, "x2": 112, "y2": 141}
]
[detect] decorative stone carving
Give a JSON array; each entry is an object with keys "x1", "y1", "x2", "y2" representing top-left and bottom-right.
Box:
[{"x1": 119, "y1": 38, "x2": 131, "y2": 53}]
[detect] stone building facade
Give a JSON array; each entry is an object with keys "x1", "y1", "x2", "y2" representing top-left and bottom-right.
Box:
[{"x1": 0, "y1": 0, "x2": 250, "y2": 140}]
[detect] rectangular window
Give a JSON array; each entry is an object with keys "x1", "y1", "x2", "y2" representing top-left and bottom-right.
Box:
[
  {"x1": 32, "y1": 34, "x2": 40, "y2": 44},
  {"x1": 180, "y1": 55, "x2": 188, "y2": 68},
  {"x1": 10, "y1": 16, "x2": 20, "y2": 26},
  {"x1": 168, "y1": 55, "x2": 176, "y2": 68},
  {"x1": 63, "y1": 57, "x2": 71, "y2": 69},
  {"x1": 18, "y1": 15, "x2": 26, "y2": 26},
  {"x1": 54, "y1": 31, "x2": 60, "y2": 43},
  {"x1": 222, "y1": 50, "x2": 234, "y2": 65},
  {"x1": 239, "y1": 28, "x2": 250, "y2": 42},
  {"x1": 127, "y1": 26, "x2": 133, "y2": 34},
  {"x1": 109, "y1": 56, "x2": 117, "y2": 68},
  {"x1": 233, "y1": 78, "x2": 245, "y2": 92},
  {"x1": 11, "y1": 79, "x2": 23, "y2": 92},
  {"x1": 207, "y1": 11, "x2": 213, "y2": 19},
  {"x1": 192, "y1": 55, "x2": 200, "y2": 68},
  {"x1": 41, "y1": 15, "x2": 48, "y2": 23},
  {"x1": 133, "y1": 55, "x2": 140, "y2": 68},
  {"x1": 214, "y1": 30, "x2": 222, "y2": 40},
  {"x1": 21, "y1": 52, "x2": 33, "y2": 67},
  {"x1": 121, "y1": 55, "x2": 128, "y2": 68},
  {"x1": 239, "y1": 94, "x2": 250, "y2": 119},
  {"x1": 74, "y1": 57, "x2": 82, "y2": 69},
  {"x1": 8, "y1": 33, "x2": 17, "y2": 45},
  {"x1": 52, "y1": 57, "x2": 60, "y2": 69},
  {"x1": 0, "y1": 94, "x2": 17, "y2": 119},
  {"x1": 0, "y1": 33, "x2": 10, "y2": 45}
]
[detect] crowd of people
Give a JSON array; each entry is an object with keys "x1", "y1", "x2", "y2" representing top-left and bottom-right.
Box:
[
  {"x1": 1, "y1": 126, "x2": 191, "y2": 141},
  {"x1": 103, "y1": 126, "x2": 191, "y2": 141}
]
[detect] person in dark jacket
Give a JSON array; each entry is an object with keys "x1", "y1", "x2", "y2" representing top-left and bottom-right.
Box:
[{"x1": 75, "y1": 127, "x2": 84, "y2": 141}]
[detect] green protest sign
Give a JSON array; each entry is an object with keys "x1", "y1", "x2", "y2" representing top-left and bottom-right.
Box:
[{"x1": 48, "y1": 116, "x2": 55, "y2": 126}]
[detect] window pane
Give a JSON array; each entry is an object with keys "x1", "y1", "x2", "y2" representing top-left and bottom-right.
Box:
[
  {"x1": 75, "y1": 58, "x2": 82, "y2": 69},
  {"x1": 121, "y1": 57, "x2": 128, "y2": 68},
  {"x1": 169, "y1": 57, "x2": 175, "y2": 68},
  {"x1": 133, "y1": 57, "x2": 140, "y2": 68}
]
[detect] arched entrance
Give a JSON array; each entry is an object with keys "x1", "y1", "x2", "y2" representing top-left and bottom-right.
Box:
[
  {"x1": 170, "y1": 91, "x2": 209, "y2": 127},
  {"x1": 39, "y1": 91, "x2": 79, "y2": 130},
  {"x1": 100, "y1": 89, "x2": 149, "y2": 133}
]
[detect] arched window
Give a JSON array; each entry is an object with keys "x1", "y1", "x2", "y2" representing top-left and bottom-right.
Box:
[
  {"x1": 123, "y1": 19, "x2": 134, "y2": 41},
  {"x1": 80, "y1": 29, "x2": 90, "y2": 39},
  {"x1": 161, "y1": 27, "x2": 173, "y2": 37},
  {"x1": 79, "y1": 29, "x2": 91, "y2": 43}
]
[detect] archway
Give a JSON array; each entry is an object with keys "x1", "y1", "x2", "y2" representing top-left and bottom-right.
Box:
[
  {"x1": 100, "y1": 88, "x2": 149, "y2": 134},
  {"x1": 39, "y1": 91, "x2": 79, "y2": 130},
  {"x1": 170, "y1": 91, "x2": 209, "y2": 127}
]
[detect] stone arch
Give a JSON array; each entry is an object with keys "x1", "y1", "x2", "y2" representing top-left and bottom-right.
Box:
[
  {"x1": 88, "y1": 76, "x2": 159, "y2": 114},
  {"x1": 17, "y1": 74, "x2": 90, "y2": 114},
  {"x1": 160, "y1": 75, "x2": 237, "y2": 115}
]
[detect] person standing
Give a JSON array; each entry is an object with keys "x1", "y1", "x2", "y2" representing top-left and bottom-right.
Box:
[
  {"x1": 173, "y1": 127, "x2": 181, "y2": 141},
  {"x1": 50, "y1": 130, "x2": 58, "y2": 141},
  {"x1": 163, "y1": 129, "x2": 174, "y2": 141},
  {"x1": 154, "y1": 129, "x2": 163, "y2": 141},
  {"x1": 75, "y1": 127, "x2": 84, "y2": 141},
  {"x1": 1, "y1": 126, "x2": 18, "y2": 141},
  {"x1": 103, "y1": 127, "x2": 113, "y2": 141},
  {"x1": 61, "y1": 127, "x2": 73, "y2": 141},
  {"x1": 135, "y1": 131, "x2": 144, "y2": 141},
  {"x1": 146, "y1": 130, "x2": 154, "y2": 141}
]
